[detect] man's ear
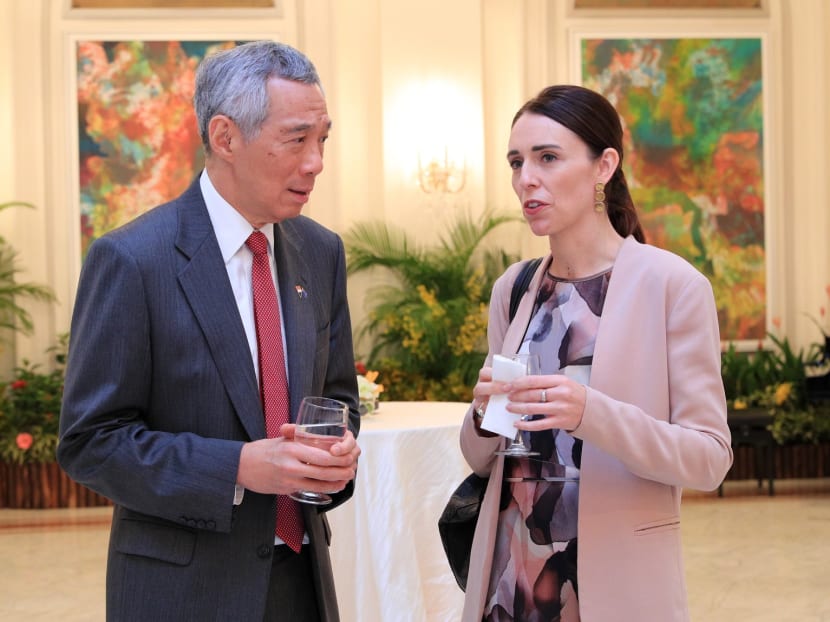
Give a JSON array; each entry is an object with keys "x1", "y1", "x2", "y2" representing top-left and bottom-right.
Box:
[{"x1": 207, "y1": 115, "x2": 237, "y2": 158}]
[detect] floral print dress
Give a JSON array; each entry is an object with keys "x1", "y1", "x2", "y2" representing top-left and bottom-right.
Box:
[{"x1": 484, "y1": 268, "x2": 612, "y2": 622}]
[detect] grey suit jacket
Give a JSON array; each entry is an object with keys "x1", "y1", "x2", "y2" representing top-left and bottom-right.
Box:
[{"x1": 58, "y1": 179, "x2": 360, "y2": 621}]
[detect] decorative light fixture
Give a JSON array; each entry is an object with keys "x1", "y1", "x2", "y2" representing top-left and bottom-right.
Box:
[{"x1": 417, "y1": 147, "x2": 466, "y2": 194}]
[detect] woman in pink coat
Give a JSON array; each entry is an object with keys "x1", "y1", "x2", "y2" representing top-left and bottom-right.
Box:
[{"x1": 461, "y1": 85, "x2": 732, "y2": 622}]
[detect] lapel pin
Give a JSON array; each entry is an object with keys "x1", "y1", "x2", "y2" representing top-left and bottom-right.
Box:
[{"x1": 295, "y1": 285, "x2": 307, "y2": 299}]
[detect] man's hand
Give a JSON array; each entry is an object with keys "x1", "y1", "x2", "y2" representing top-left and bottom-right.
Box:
[{"x1": 237, "y1": 428, "x2": 361, "y2": 496}]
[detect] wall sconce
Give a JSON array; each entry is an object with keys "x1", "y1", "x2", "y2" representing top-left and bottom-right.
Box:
[{"x1": 417, "y1": 148, "x2": 466, "y2": 194}]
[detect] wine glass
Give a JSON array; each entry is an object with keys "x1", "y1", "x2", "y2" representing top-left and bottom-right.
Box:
[
  {"x1": 494, "y1": 353, "x2": 541, "y2": 458},
  {"x1": 289, "y1": 396, "x2": 349, "y2": 506}
]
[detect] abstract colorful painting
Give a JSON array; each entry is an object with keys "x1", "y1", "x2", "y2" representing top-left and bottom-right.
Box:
[
  {"x1": 580, "y1": 37, "x2": 765, "y2": 342},
  {"x1": 76, "y1": 40, "x2": 241, "y2": 256}
]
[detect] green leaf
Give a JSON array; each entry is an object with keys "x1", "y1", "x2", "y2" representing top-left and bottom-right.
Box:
[
  {"x1": 0, "y1": 202, "x2": 56, "y2": 338},
  {"x1": 346, "y1": 211, "x2": 521, "y2": 398}
]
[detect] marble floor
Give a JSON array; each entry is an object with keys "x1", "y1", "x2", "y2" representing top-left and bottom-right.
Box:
[{"x1": 1, "y1": 479, "x2": 829, "y2": 622}]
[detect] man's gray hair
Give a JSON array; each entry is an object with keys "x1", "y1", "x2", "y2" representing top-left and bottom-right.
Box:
[{"x1": 194, "y1": 40, "x2": 321, "y2": 151}]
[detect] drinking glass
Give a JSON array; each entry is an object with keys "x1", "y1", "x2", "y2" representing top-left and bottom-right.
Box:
[
  {"x1": 289, "y1": 396, "x2": 349, "y2": 506},
  {"x1": 494, "y1": 353, "x2": 541, "y2": 458}
]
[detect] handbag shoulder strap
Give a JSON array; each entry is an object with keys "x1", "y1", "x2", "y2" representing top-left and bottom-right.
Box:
[{"x1": 508, "y1": 257, "x2": 543, "y2": 322}]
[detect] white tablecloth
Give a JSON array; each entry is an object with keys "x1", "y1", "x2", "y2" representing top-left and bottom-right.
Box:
[{"x1": 328, "y1": 401, "x2": 471, "y2": 622}]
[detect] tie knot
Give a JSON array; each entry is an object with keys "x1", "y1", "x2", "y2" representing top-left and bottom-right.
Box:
[{"x1": 246, "y1": 231, "x2": 269, "y2": 257}]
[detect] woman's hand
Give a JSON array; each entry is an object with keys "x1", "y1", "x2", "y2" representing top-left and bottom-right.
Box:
[
  {"x1": 470, "y1": 366, "x2": 513, "y2": 437},
  {"x1": 471, "y1": 366, "x2": 519, "y2": 413},
  {"x1": 506, "y1": 373, "x2": 587, "y2": 432}
]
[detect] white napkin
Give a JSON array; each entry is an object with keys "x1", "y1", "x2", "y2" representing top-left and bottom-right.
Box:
[{"x1": 480, "y1": 354, "x2": 528, "y2": 438}]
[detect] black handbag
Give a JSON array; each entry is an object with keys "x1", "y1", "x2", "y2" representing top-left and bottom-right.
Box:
[
  {"x1": 438, "y1": 261, "x2": 537, "y2": 590},
  {"x1": 437, "y1": 472, "x2": 488, "y2": 591}
]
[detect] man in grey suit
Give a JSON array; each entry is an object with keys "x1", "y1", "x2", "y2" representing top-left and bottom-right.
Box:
[{"x1": 58, "y1": 41, "x2": 361, "y2": 621}]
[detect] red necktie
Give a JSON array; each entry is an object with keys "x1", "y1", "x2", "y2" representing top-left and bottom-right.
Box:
[{"x1": 246, "y1": 230, "x2": 304, "y2": 553}]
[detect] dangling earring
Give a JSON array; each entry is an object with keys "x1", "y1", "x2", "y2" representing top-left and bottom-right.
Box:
[{"x1": 594, "y1": 182, "x2": 606, "y2": 212}]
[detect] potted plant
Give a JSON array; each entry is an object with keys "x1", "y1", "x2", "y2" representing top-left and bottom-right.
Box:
[
  {"x1": 0, "y1": 335, "x2": 112, "y2": 508},
  {"x1": 0, "y1": 339, "x2": 64, "y2": 466},
  {"x1": 0, "y1": 201, "x2": 110, "y2": 507},
  {"x1": 345, "y1": 211, "x2": 520, "y2": 401},
  {"x1": 0, "y1": 202, "x2": 55, "y2": 339},
  {"x1": 721, "y1": 327, "x2": 830, "y2": 484}
]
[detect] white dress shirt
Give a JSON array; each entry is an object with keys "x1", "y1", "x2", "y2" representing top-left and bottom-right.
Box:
[
  {"x1": 200, "y1": 170, "x2": 306, "y2": 545},
  {"x1": 200, "y1": 170, "x2": 287, "y2": 383}
]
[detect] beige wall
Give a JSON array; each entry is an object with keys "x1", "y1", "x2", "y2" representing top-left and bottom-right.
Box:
[
  {"x1": 780, "y1": 0, "x2": 830, "y2": 350},
  {"x1": 0, "y1": 0, "x2": 828, "y2": 368}
]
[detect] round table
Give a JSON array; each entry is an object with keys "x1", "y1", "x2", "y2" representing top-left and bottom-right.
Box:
[{"x1": 327, "y1": 401, "x2": 470, "y2": 622}]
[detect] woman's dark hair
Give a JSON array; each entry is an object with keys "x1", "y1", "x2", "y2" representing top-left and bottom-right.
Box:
[{"x1": 513, "y1": 85, "x2": 645, "y2": 243}]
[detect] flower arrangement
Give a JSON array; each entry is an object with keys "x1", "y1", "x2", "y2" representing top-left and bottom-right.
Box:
[
  {"x1": 355, "y1": 361, "x2": 384, "y2": 414},
  {"x1": 0, "y1": 336, "x2": 66, "y2": 465},
  {"x1": 721, "y1": 327, "x2": 830, "y2": 444},
  {"x1": 345, "y1": 211, "x2": 519, "y2": 401}
]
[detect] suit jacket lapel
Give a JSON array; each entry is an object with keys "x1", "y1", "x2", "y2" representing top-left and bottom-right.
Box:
[
  {"x1": 272, "y1": 220, "x2": 314, "y2": 421},
  {"x1": 175, "y1": 181, "x2": 265, "y2": 440}
]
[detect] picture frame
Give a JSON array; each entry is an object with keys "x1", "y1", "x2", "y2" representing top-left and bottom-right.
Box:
[
  {"x1": 569, "y1": 0, "x2": 768, "y2": 18},
  {"x1": 71, "y1": 0, "x2": 276, "y2": 7},
  {"x1": 572, "y1": 32, "x2": 772, "y2": 344},
  {"x1": 64, "y1": 0, "x2": 283, "y2": 19}
]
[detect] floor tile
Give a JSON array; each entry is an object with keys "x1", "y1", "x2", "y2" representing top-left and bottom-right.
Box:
[{"x1": 2, "y1": 479, "x2": 828, "y2": 620}]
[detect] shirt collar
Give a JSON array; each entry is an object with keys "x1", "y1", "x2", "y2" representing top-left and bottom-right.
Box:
[{"x1": 200, "y1": 169, "x2": 275, "y2": 261}]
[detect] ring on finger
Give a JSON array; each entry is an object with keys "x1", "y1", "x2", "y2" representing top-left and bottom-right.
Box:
[{"x1": 540, "y1": 389, "x2": 547, "y2": 403}]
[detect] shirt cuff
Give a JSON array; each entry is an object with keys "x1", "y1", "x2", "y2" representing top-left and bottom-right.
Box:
[{"x1": 233, "y1": 484, "x2": 245, "y2": 506}]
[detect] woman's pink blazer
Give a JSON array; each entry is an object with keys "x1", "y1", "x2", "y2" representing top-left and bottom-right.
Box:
[{"x1": 460, "y1": 236, "x2": 732, "y2": 622}]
